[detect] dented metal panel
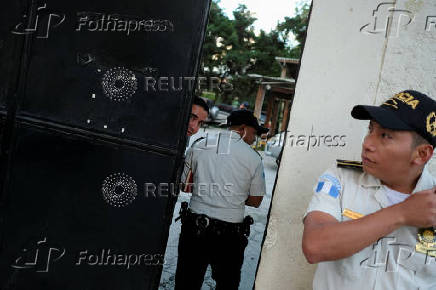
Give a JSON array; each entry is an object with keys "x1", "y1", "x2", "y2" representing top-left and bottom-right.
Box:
[{"x1": 0, "y1": 0, "x2": 211, "y2": 289}]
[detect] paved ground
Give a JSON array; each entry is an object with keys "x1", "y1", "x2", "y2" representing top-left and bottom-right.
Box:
[{"x1": 159, "y1": 127, "x2": 278, "y2": 290}]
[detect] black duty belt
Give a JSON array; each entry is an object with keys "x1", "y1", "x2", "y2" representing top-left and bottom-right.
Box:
[{"x1": 175, "y1": 201, "x2": 254, "y2": 237}]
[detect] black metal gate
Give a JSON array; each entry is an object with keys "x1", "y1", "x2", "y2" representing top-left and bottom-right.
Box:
[{"x1": 0, "y1": 0, "x2": 211, "y2": 289}]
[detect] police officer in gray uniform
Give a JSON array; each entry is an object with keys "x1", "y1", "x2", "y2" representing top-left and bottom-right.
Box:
[
  {"x1": 175, "y1": 109, "x2": 268, "y2": 290},
  {"x1": 303, "y1": 90, "x2": 436, "y2": 290}
]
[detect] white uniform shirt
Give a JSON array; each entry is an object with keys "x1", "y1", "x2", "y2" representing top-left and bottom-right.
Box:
[
  {"x1": 182, "y1": 131, "x2": 266, "y2": 223},
  {"x1": 305, "y1": 164, "x2": 436, "y2": 290}
]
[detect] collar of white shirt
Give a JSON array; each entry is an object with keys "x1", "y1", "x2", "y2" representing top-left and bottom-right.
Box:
[
  {"x1": 358, "y1": 166, "x2": 434, "y2": 208},
  {"x1": 358, "y1": 166, "x2": 433, "y2": 191}
]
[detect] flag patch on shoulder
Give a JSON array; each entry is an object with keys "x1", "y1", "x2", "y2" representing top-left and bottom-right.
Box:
[{"x1": 315, "y1": 174, "x2": 341, "y2": 198}]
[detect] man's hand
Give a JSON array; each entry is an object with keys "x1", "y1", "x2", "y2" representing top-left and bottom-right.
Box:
[{"x1": 396, "y1": 187, "x2": 436, "y2": 228}]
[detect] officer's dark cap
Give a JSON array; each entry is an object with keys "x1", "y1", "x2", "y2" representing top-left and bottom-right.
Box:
[
  {"x1": 351, "y1": 90, "x2": 436, "y2": 146},
  {"x1": 226, "y1": 109, "x2": 269, "y2": 136}
]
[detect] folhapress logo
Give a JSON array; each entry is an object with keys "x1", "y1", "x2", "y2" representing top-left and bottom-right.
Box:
[
  {"x1": 75, "y1": 12, "x2": 174, "y2": 35},
  {"x1": 360, "y1": 2, "x2": 413, "y2": 38},
  {"x1": 102, "y1": 173, "x2": 138, "y2": 207},
  {"x1": 11, "y1": 237, "x2": 65, "y2": 273},
  {"x1": 360, "y1": 2, "x2": 436, "y2": 37},
  {"x1": 12, "y1": 3, "x2": 65, "y2": 39}
]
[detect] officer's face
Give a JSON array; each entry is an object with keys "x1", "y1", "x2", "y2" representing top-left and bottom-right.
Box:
[
  {"x1": 242, "y1": 126, "x2": 257, "y2": 145},
  {"x1": 361, "y1": 121, "x2": 416, "y2": 183},
  {"x1": 187, "y1": 105, "x2": 208, "y2": 136}
]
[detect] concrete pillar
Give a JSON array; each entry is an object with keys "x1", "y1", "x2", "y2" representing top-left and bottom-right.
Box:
[{"x1": 255, "y1": 1, "x2": 436, "y2": 289}]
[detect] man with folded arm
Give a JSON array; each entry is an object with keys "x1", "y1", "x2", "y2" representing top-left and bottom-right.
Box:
[{"x1": 303, "y1": 90, "x2": 436, "y2": 290}]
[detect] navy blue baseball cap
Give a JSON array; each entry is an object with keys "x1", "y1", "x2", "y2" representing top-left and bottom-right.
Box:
[
  {"x1": 351, "y1": 90, "x2": 436, "y2": 146},
  {"x1": 226, "y1": 109, "x2": 269, "y2": 136}
]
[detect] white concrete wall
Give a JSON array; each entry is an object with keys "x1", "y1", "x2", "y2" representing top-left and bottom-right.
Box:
[{"x1": 255, "y1": 0, "x2": 436, "y2": 289}]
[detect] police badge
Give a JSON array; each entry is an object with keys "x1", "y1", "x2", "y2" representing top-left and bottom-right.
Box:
[{"x1": 416, "y1": 227, "x2": 436, "y2": 257}]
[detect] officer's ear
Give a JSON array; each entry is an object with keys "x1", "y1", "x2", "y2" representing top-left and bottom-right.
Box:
[
  {"x1": 240, "y1": 124, "x2": 247, "y2": 135},
  {"x1": 410, "y1": 132, "x2": 433, "y2": 166},
  {"x1": 415, "y1": 144, "x2": 434, "y2": 165},
  {"x1": 412, "y1": 144, "x2": 433, "y2": 166}
]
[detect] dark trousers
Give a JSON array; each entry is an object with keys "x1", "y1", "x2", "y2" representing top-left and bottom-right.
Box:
[{"x1": 174, "y1": 219, "x2": 248, "y2": 290}]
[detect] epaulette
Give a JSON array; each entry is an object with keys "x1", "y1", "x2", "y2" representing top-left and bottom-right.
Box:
[
  {"x1": 191, "y1": 137, "x2": 205, "y2": 147},
  {"x1": 336, "y1": 159, "x2": 363, "y2": 170}
]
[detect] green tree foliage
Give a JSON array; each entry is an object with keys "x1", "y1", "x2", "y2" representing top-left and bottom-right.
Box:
[
  {"x1": 202, "y1": 1, "x2": 234, "y2": 77},
  {"x1": 224, "y1": 5, "x2": 256, "y2": 76},
  {"x1": 200, "y1": 0, "x2": 310, "y2": 105},
  {"x1": 277, "y1": 2, "x2": 311, "y2": 57}
]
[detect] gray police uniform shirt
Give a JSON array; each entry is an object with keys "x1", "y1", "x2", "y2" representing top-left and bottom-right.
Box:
[
  {"x1": 182, "y1": 131, "x2": 266, "y2": 223},
  {"x1": 305, "y1": 164, "x2": 436, "y2": 290}
]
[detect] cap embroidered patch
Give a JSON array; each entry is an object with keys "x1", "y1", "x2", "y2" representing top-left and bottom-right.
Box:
[
  {"x1": 426, "y1": 111, "x2": 436, "y2": 137},
  {"x1": 315, "y1": 174, "x2": 341, "y2": 198},
  {"x1": 382, "y1": 92, "x2": 420, "y2": 110}
]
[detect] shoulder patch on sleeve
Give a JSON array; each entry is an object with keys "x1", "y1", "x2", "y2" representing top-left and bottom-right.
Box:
[
  {"x1": 315, "y1": 174, "x2": 342, "y2": 198},
  {"x1": 336, "y1": 159, "x2": 363, "y2": 171}
]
